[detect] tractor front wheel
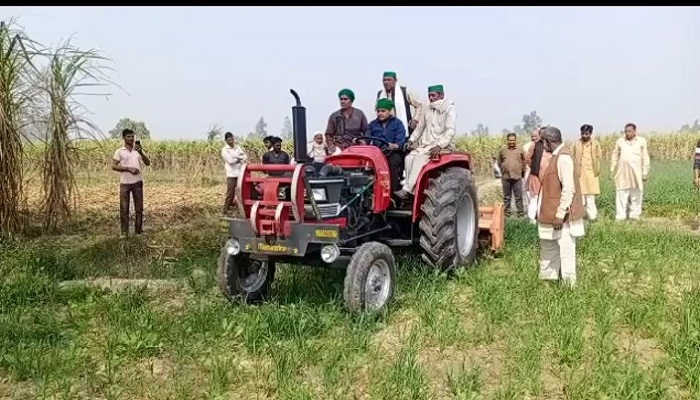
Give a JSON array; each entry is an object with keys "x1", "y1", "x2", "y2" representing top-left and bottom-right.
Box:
[
  {"x1": 343, "y1": 241, "x2": 396, "y2": 314},
  {"x1": 419, "y1": 167, "x2": 479, "y2": 272},
  {"x1": 217, "y1": 247, "x2": 276, "y2": 304}
]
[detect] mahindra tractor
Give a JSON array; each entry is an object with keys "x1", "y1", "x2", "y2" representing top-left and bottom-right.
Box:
[{"x1": 217, "y1": 90, "x2": 504, "y2": 313}]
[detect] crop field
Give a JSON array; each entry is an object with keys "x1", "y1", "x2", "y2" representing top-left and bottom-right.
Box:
[{"x1": 2, "y1": 135, "x2": 700, "y2": 399}]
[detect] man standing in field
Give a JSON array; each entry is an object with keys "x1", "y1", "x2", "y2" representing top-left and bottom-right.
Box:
[
  {"x1": 111, "y1": 128, "x2": 151, "y2": 237},
  {"x1": 395, "y1": 84, "x2": 456, "y2": 199},
  {"x1": 368, "y1": 98, "x2": 407, "y2": 192},
  {"x1": 610, "y1": 123, "x2": 650, "y2": 221},
  {"x1": 525, "y1": 127, "x2": 550, "y2": 223},
  {"x1": 324, "y1": 89, "x2": 369, "y2": 150},
  {"x1": 537, "y1": 126, "x2": 585, "y2": 287},
  {"x1": 221, "y1": 132, "x2": 248, "y2": 216},
  {"x1": 497, "y1": 132, "x2": 526, "y2": 217},
  {"x1": 572, "y1": 124, "x2": 603, "y2": 221},
  {"x1": 376, "y1": 71, "x2": 423, "y2": 138}
]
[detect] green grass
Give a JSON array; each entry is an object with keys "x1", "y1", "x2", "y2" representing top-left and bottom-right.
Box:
[{"x1": 1, "y1": 160, "x2": 699, "y2": 399}]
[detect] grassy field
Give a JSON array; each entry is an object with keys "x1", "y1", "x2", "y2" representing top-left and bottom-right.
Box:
[{"x1": 2, "y1": 157, "x2": 700, "y2": 399}]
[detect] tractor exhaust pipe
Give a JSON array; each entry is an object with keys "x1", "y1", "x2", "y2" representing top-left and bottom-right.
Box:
[{"x1": 290, "y1": 89, "x2": 308, "y2": 164}]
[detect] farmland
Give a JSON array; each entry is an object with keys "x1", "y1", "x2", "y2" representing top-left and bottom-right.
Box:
[{"x1": 2, "y1": 134, "x2": 700, "y2": 399}]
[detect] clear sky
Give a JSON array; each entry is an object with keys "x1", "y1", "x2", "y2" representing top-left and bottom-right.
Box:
[{"x1": 4, "y1": 6, "x2": 700, "y2": 140}]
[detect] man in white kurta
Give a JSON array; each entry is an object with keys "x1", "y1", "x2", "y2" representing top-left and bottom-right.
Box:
[
  {"x1": 610, "y1": 123, "x2": 650, "y2": 220},
  {"x1": 537, "y1": 127, "x2": 585, "y2": 288},
  {"x1": 394, "y1": 84, "x2": 456, "y2": 199}
]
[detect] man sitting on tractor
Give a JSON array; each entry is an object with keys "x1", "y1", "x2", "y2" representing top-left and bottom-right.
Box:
[
  {"x1": 367, "y1": 97, "x2": 407, "y2": 192},
  {"x1": 394, "y1": 84, "x2": 457, "y2": 199}
]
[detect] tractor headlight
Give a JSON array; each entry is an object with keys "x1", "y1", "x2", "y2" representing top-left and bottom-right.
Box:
[
  {"x1": 311, "y1": 188, "x2": 327, "y2": 201},
  {"x1": 320, "y1": 244, "x2": 339, "y2": 263},
  {"x1": 225, "y1": 239, "x2": 241, "y2": 256}
]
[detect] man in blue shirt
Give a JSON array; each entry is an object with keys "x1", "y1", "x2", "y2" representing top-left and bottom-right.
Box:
[{"x1": 367, "y1": 98, "x2": 407, "y2": 192}]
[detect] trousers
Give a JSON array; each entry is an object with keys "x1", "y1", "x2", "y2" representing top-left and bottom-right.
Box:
[
  {"x1": 501, "y1": 178, "x2": 524, "y2": 217},
  {"x1": 224, "y1": 177, "x2": 238, "y2": 214},
  {"x1": 120, "y1": 181, "x2": 144, "y2": 235},
  {"x1": 615, "y1": 188, "x2": 643, "y2": 220},
  {"x1": 539, "y1": 223, "x2": 577, "y2": 287}
]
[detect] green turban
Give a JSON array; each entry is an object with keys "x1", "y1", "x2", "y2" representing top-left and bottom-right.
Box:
[
  {"x1": 376, "y1": 98, "x2": 395, "y2": 110},
  {"x1": 383, "y1": 71, "x2": 397, "y2": 79},
  {"x1": 428, "y1": 84, "x2": 444, "y2": 93},
  {"x1": 338, "y1": 88, "x2": 355, "y2": 102}
]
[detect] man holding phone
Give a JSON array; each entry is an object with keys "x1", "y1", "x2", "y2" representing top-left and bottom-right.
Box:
[{"x1": 111, "y1": 128, "x2": 151, "y2": 236}]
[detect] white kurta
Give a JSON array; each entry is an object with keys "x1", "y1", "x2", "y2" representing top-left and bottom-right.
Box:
[
  {"x1": 610, "y1": 136, "x2": 650, "y2": 220},
  {"x1": 537, "y1": 144, "x2": 585, "y2": 287},
  {"x1": 400, "y1": 99, "x2": 457, "y2": 193}
]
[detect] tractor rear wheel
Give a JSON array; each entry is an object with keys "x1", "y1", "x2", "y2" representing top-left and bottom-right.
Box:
[
  {"x1": 343, "y1": 241, "x2": 396, "y2": 314},
  {"x1": 419, "y1": 167, "x2": 479, "y2": 272},
  {"x1": 217, "y1": 247, "x2": 275, "y2": 304}
]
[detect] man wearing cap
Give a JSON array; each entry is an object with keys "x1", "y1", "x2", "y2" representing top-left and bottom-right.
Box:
[
  {"x1": 368, "y1": 97, "x2": 407, "y2": 192},
  {"x1": 377, "y1": 71, "x2": 423, "y2": 138},
  {"x1": 395, "y1": 84, "x2": 457, "y2": 199},
  {"x1": 324, "y1": 88, "x2": 369, "y2": 150}
]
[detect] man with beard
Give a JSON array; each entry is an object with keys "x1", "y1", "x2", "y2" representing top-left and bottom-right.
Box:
[
  {"x1": 572, "y1": 124, "x2": 602, "y2": 220},
  {"x1": 376, "y1": 71, "x2": 423, "y2": 138},
  {"x1": 324, "y1": 88, "x2": 369, "y2": 150},
  {"x1": 394, "y1": 84, "x2": 456, "y2": 199},
  {"x1": 537, "y1": 126, "x2": 585, "y2": 288}
]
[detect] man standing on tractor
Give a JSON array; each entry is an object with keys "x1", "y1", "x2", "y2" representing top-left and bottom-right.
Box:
[
  {"x1": 537, "y1": 126, "x2": 585, "y2": 288},
  {"x1": 610, "y1": 123, "x2": 650, "y2": 221},
  {"x1": 394, "y1": 84, "x2": 456, "y2": 200},
  {"x1": 324, "y1": 88, "x2": 369, "y2": 150},
  {"x1": 368, "y1": 98, "x2": 407, "y2": 192},
  {"x1": 376, "y1": 71, "x2": 423, "y2": 139},
  {"x1": 497, "y1": 132, "x2": 526, "y2": 218},
  {"x1": 262, "y1": 137, "x2": 291, "y2": 176},
  {"x1": 572, "y1": 124, "x2": 602, "y2": 221}
]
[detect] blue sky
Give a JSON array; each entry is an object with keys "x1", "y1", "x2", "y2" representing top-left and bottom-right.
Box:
[{"x1": 3, "y1": 6, "x2": 699, "y2": 140}]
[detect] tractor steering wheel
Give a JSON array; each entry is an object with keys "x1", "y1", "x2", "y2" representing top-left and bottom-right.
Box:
[{"x1": 360, "y1": 136, "x2": 393, "y2": 155}]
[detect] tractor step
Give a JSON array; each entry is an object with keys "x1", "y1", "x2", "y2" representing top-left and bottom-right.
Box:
[
  {"x1": 385, "y1": 210, "x2": 412, "y2": 217},
  {"x1": 383, "y1": 239, "x2": 413, "y2": 246}
]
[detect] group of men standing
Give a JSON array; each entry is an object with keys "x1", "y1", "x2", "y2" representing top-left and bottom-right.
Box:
[
  {"x1": 493, "y1": 122, "x2": 652, "y2": 288},
  {"x1": 498, "y1": 122, "x2": 651, "y2": 224}
]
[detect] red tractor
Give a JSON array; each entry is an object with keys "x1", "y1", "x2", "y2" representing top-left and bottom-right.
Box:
[{"x1": 217, "y1": 90, "x2": 504, "y2": 313}]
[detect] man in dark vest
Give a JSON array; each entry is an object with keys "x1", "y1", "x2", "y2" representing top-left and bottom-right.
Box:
[
  {"x1": 377, "y1": 71, "x2": 423, "y2": 138},
  {"x1": 537, "y1": 126, "x2": 585, "y2": 288}
]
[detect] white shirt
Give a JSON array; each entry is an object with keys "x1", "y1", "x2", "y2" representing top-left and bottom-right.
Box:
[
  {"x1": 113, "y1": 147, "x2": 144, "y2": 185},
  {"x1": 221, "y1": 144, "x2": 248, "y2": 178},
  {"x1": 537, "y1": 143, "x2": 585, "y2": 240}
]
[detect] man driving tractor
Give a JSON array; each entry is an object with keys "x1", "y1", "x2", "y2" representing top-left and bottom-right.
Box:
[
  {"x1": 367, "y1": 97, "x2": 407, "y2": 192},
  {"x1": 394, "y1": 84, "x2": 457, "y2": 199}
]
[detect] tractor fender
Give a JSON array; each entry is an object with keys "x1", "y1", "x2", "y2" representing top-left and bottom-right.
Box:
[{"x1": 411, "y1": 153, "x2": 472, "y2": 223}]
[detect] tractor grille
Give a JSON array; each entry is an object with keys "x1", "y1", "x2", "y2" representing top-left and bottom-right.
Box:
[{"x1": 305, "y1": 203, "x2": 340, "y2": 219}]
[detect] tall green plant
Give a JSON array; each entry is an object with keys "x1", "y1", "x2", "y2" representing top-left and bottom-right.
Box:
[
  {"x1": 38, "y1": 40, "x2": 111, "y2": 232},
  {"x1": 0, "y1": 20, "x2": 40, "y2": 237}
]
